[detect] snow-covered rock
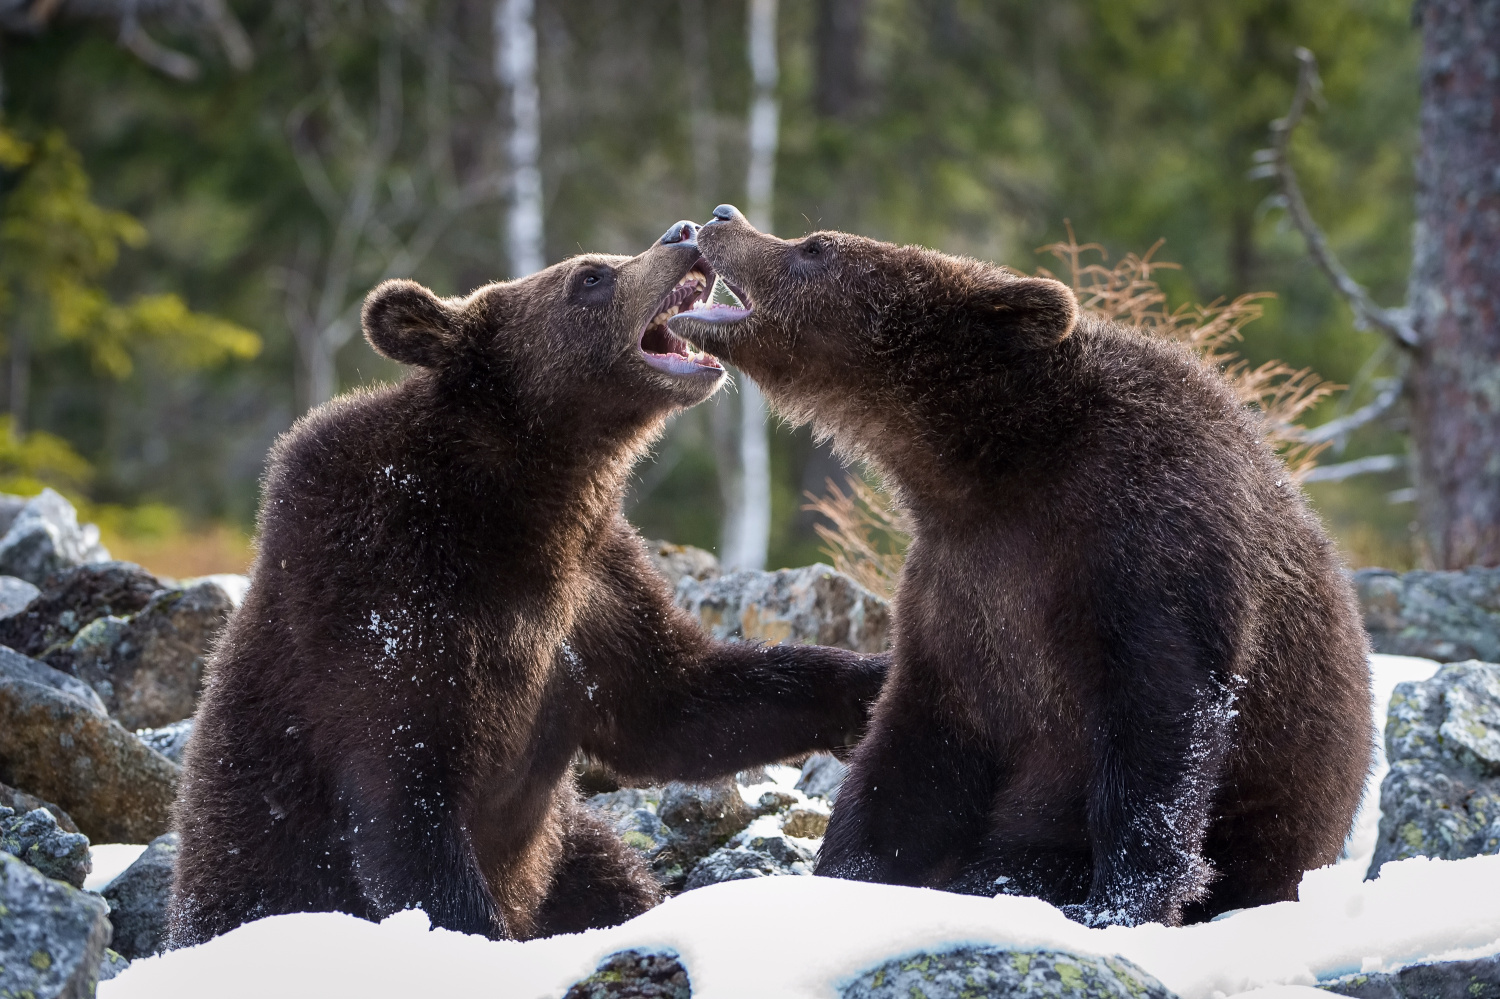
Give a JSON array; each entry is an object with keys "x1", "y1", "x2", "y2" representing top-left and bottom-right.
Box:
[
  {"x1": 840, "y1": 946, "x2": 1174, "y2": 999},
  {"x1": 0, "y1": 804, "x2": 91, "y2": 889},
  {"x1": 675, "y1": 564, "x2": 890, "y2": 652},
  {"x1": 1369, "y1": 660, "x2": 1500, "y2": 876},
  {"x1": 0, "y1": 490, "x2": 110, "y2": 585},
  {"x1": 0, "y1": 850, "x2": 111, "y2": 999},
  {"x1": 1356, "y1": 567, "x2": 1500, "y2": 663},
  {"x1": 1319, "y1": 953, "x2": 1500, "y2": 998},
  {"x1": 795, "y1": 751, "x2": 849, "y2": 802},
  {"x1": 135, "y1": 719, "x2": 194, "y2": 764},
  {"x1": 101, "y1": 832, "x2": 178, "y2": 960}
]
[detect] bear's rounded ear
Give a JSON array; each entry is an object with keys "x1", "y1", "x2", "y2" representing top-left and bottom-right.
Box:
[
  {"x1": 971, "y1": 275, "x2": 1078, "y2": 350},
  {"x1": 362, "y1": 279, "x2": 458, "y2": 368}
]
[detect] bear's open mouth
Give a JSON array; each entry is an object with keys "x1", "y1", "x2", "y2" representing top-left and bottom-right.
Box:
[
  {"x1": 639, "y1": 264, "x2": 725, "y2": 377},
  {"x1": 679, "y1": 274, "x2": 754, "y2": 325}
]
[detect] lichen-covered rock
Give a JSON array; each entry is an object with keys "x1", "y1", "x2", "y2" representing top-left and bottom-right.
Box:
[
  {"x1": 0, "y1": 561, "x2": 161, "y2": 659},
  {"x1": 98, "y1": 948, "x2": 130, "y2": 983},
  {"x1": 0, "y1": 645, "x2": 107, "y2": 715},
  {"x1": 1368, "y1": 660, "x2": 1500, "y2": 877},
  {"x1": 563, "y1": 949, "x2": 691, "y2": 999},
  {"x1": 1356, "y1": 567, "x2": 1500, "y2": 663},
  {"x1": 0, "y1": 575, "x2": 39, "y2": 619},
  {"x1": 588, "y1": 788, "x2": 683, "y2": 885},
  {"x1": 0, "y1": 782, "x2": 79, "y2": 834},
  {"x1": 0, "y1": 806, "x2": 91, "y2": 889},
  {"x1": 675, "y1": 564, "x2": 890, "y2": 652},
  {"x1": 0, "y1": 851, "x2": 112, "y2": 999},
  {"x1": 0, "y1": 490, "x2": 111, "y2": 586},
  {"x1": 136, "y1": 717, "x2": 195, "y2": 764},
  {"x1": 656, "y1": 781, "x2": 754, "y2": 870},
  {"x1": 101, "y1": 831, "x2": 178, "y2": 959},
  {"x1": 796, "y1": 752, "x2": 850, "y2": 803},
  {"x1": 1320, "y1": 954, "x2": 1500, "y2": 999},
  {"x1": 646, "y1": 540, "x2": 720, "y2": 588},
  {"x1": 45, "y1": 581, "x2": 233, "y2": 729},
  {"x1": 684, "y1": 819, "x2": 817, "y2": 890},
  {"x1": 840, "y1": 947, "x2": 1176, "y2": 999},
  {"x1": 780, "y1": 803, "x2": 831, "y2": 839},
  {"x1": 0, "y1": 671, "x2": 178, "y2": 843}
]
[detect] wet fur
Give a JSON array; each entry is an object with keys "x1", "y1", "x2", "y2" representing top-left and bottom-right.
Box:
[
  {"x1": 169, "y1": 237, "x2": 887, "y2": 944},
  {"x1": 673, "y1": 218, "x2": 1372, "y2": 926}
]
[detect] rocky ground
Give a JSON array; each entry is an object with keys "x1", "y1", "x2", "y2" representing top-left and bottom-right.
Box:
[{"x1": 3, "y1": 495, "x2": 1500, "y2": 998}]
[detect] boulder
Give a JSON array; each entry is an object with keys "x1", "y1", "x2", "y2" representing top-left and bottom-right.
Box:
[
  {"x1": 0, "y1": 490, "x2": 110, "y2": 585},
  {"x1": 0, "y1": 561, "x2": 161, "y2": 658},
  {"x1": 1368, "y1": 660, "x2": 1500, "y2": 877},
  {"x1": 563, "y1": 949, "x2": 691, "y2": 999},
  {"x1": 0, "y1": 805, "x2": 91, "y2": 889},
  {"x1": 1356, "y1": 567, "x2": 1500, "y2": 663},
  {"x1": 136, "y1": 718, "x2": 195, "y2": 764},
  {"x1": 646, "y1": 540, "x2": 720, "y2": 588},
  {"x1": 840, "y1": 947, "x2": 1176, "y2": 999},
  {"x1": 587, "y1": 788, "x2": 681, "y2": 886},
  {"x1": 780, "y1": 803, "x2": 831, "y2": 839},
  {"x1": 676, "y1": 564, "x2": 890, "y2": 652},
  {"x1": 656, "y1": 781, "x2": 755, "y2": 870},
  {"x1": 0, "y1": 782, "x2": 79, "y2": 834},
  {"x1": 0, "y1": 575, "x2": 38, "y2": 619},
  {"x1": 684, "y1": 820, "x2": 816, "y2": 890},
  {"x1": 796, "y1": 752, "x2": 850, "y2": 803},
  {"x1": 0, "y1": 671, "x2": 178, "y2": 843},
  {"x1": 1320, "y1": 954, "x2": 1500, "y2": 999},
  {"x1": 0, "y1": 851, "x2": 112, "y2": 999},
  {"x1": 45, "y1": 580, "x2": 234, "y2": 729},
  {"x1": 101, "y1": 831, "x2": 178, "y2": 959},
  {"x1": 98, "y1": 949, "x2": 131, "y2": 982},
  {"x1": 0, "y1": 645, "x2": 106, "y2": 715}
]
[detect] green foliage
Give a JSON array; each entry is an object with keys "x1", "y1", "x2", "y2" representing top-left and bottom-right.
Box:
[{"x1": 0, "y1": 416, "x2": 92, "y2": 495}]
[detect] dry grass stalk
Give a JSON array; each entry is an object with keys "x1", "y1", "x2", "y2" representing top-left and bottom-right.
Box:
[{"x1": 806, "y1": 228, "x2": 1338, "y2": 593}]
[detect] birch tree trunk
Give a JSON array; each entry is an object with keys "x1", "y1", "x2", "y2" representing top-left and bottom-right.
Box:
[
  {"x1": 718, "y1": 0, "x2": 778, "y2": 572},
  {"x1": 495, "y1": 0, "x2": 544, "y2": 278},
  {"x1": 1408, "y1": 0, "x2": 1500, "y2": 568}
]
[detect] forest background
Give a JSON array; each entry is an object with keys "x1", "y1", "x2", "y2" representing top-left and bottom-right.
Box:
[{"x1": 0, "y1": 0, "x2": 1420, "y2": 577}]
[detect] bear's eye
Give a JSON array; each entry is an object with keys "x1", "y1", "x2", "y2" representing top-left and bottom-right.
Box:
[
  {"x1": 583, "y1": 274, "x2": 600, "y2": 286},
  {"x1": 803, "y1": 240, "x2": 822, "y2": 256}
]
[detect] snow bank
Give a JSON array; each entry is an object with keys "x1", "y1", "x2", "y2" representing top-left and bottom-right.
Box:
[{"x1": 104, "y1": 653, "x2": 1500, "y2": 999}]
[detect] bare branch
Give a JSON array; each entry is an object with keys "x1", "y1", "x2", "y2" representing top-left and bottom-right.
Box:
[
  {"x1": 1260, "y1": 48, "x2": 1418, "y2": 349},
  {"x1": 1300, "y1": 377, "x2": 1403, "y2": 445},
  {"x1": 1300, "y1": 453, "x2": 1404, "y2": 483},
  {"x1": 117, "y1": 14, "x2": 198, "y2": 80}
]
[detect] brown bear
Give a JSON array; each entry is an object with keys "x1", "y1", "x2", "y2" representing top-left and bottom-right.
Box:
[
  {"x1": 168, "y1": 221, "x2": 889, "y2": 946},
  {"x1": 668, "y1": 206, "x2": 1372, "y2": 927}
]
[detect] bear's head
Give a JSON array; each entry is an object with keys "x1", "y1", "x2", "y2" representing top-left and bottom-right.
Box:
[
  {"x1": 667, "y1": 206, "x2": 1078, "y2": 441},
  {"x1": 362, "y1": 221, "x2": 725, "y2": 431}
]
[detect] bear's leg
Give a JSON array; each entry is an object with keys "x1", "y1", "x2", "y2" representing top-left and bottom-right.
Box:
[
  {"x1": 1067, "y1": 675, "x2": 1234, "y2": 927},
  {"x1": 341, "y1": 766, "x2": 506, "y2": 938},
  {"x1": 816, "y1": 690, "x2": 999, "y2": 888},
  {"x1": 531, "y1": 799, "x2": 661, "y2": 937}
]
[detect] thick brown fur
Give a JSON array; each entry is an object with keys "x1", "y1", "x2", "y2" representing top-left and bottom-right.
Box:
[
  {"x1": 670, "y1": 208, "x2": 1371, "y2": 926},
  {"x1": 168, "y1": 224, "x2": 888, "y2": 945}
]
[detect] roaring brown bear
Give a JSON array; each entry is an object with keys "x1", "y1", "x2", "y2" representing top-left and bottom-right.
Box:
[
  {"x1": 168, "y1": 221, "x2": 889, "y2": 945},
  {"x1": 669, "y1": 205, "x2": 1371, "y2": 927}
]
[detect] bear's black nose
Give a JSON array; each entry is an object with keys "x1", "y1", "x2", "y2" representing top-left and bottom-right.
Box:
[
  {"x1": 708, "y1": 204, "x2": 742, "y2": 224},
  {"x1": 660, "y1": 220, "x2": 698, "y2": 245}
]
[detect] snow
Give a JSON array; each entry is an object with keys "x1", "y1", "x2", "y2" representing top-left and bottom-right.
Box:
[
  {"x1": 102, "y1": 653, "x2": 1500, "y2": 999},
  {"x1": 85, "y1": 843, "x2": 148, "y2": 892}
]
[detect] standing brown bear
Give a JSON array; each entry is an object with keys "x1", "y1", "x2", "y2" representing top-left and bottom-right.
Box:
[
  {"x1": 669, "y1": 206, "x2": 1371, "y2": 927},
  {"x1": 168, "y1": 222, "x2": 888, "y2": 946}
]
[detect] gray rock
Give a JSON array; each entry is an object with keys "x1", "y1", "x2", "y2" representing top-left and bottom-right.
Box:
[
  {"x1": 656, "y1": 781, "x2": 754, "y2": 869},
  {"x1": 1356, "y1": 567, "x2": 1500, "y2": 663},
  {"x1": 796, "y1": 752, "x2": 850, "y2": 803},
  {"x1": 136, "y1": 718, "x2": 194, "y2": 764},
  {"x1": 587, "y1": 789, "x2": 681, "y2": 886},
  {"x1": 646, "y1": 540, "x2": 720, "y2": 588},
  {"x1": 0, "y1": 490, "x2": 110, "y2": 585},
  {"x1": 0, "y1": 561, "x2": 162, "y2": 659},
  {"x1": 0, "y1": 806, "x2": 91, "y2": 888},
  {"x1": 840, "y1": 947, "x2": 1176, "y2": 999},
  {"x1": 0, "y1": 575, "x2": 38, "y2": 619},
  {"x1": 1320, "y1": 954, "x2": 1500, "y2": 999},
  {"x1": 179, "y1": 573, "x2": 249, "y2": 608},
  {"x1": 0, "y1": 671, "x2": 178, "y2": 843},
  {"x1": 0, "y1": 851, "x2": 112, "y2": 999},
  {"x1": 45, "y1": 581, "x2": 233, "y2": 729},
  {"x1": 563, "y1": 949, "x2": 690, "y2": 999},
  {"x1": 1368, "y1": 660, "x2": 1500, "y2": 877},
  {"x1": 0, "y1": 645, "x2": 107, "y2": 715},
  {"x1": 685, "y1": 824, "x2": 816, "y2": 890},
  {"x1": 98, "y1": 949, "x2": 130, "y2": 982},
  {"x1": 676, "y1": 564, "x2": 890, "y2": 652},
  {"x1": 0, "y1": 782, "x2": 79, "y2": 834},
  {"x1": 0, "y1": 495, "x2": 28, "y2": 537},
  {"x1": 101, "y1": 832, "x2": 178, "y2": 959}
]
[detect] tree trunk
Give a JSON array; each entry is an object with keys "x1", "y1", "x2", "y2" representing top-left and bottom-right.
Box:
[
  {"x1": 495, "y1": 0, "x2": 544, "y2": 278},
  {"x1": 1408, "y1": 0, "x2": 1500, "y2": 568},
  {"x1": 719, "y1": 0, "x2": 778, "y2": 572},
  {"x1": 815, "y1": 0, "x2": 865, "y2": 119}
]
